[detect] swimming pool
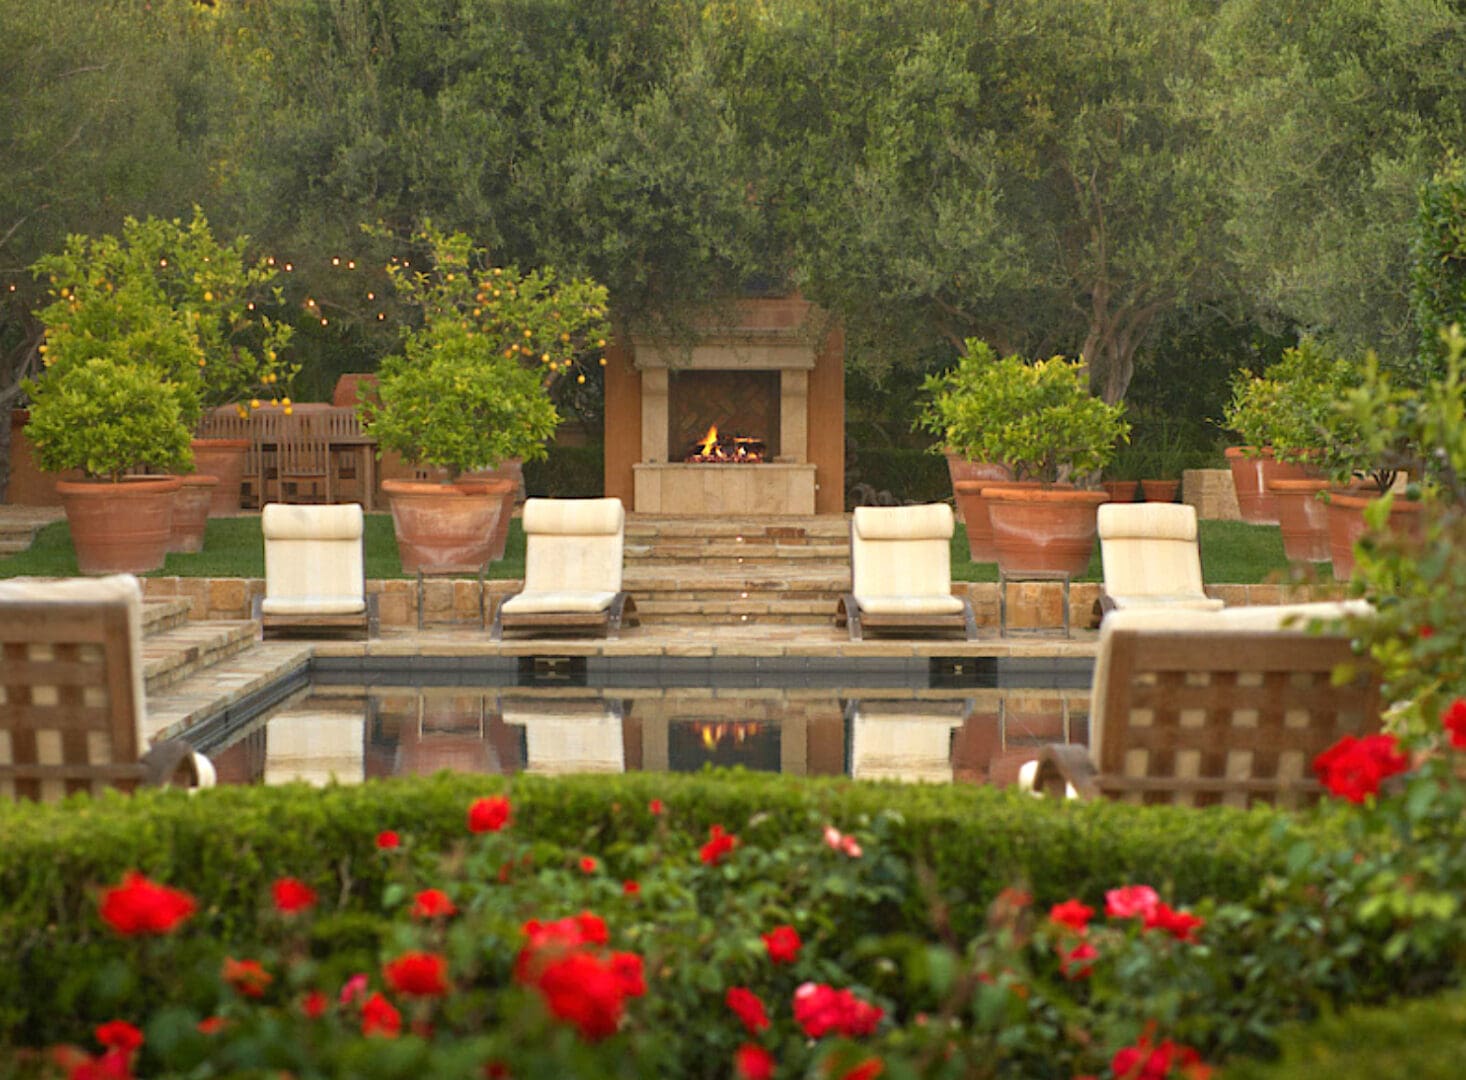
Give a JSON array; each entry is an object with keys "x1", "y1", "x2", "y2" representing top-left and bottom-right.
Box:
[{"x1": 187, "y1": 654, "x2": 1094, "y2": 787}]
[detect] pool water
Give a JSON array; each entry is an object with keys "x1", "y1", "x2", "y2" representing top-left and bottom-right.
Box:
[{"x1": 198, "y1": 682, "x2": 1092, "y2": 787}]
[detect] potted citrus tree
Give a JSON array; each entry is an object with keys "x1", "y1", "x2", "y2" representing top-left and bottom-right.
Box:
[
  {"x1": 921, "y1": 340, "x2": 1129, "y2": 575},
  {"x1": 361, "y1": 226, "x2": 609, "y2": 573},
  {"x1": 22, "y1": 270, "x2": 198, "y2": 572}
]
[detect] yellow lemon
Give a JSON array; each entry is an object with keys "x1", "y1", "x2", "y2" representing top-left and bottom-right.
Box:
[
  {"x1": 250, "y1": 399, "x2": 261, "y2": 409},
  {"x1": 202, "y1": 291, "x2": 214, "y2": 302},
  {"x1": 596, "y1": 339, "x2": 606, "y2": 348},
  {"x1": 577, "y1": 374, "x2": 586, "y2": 384},
  {"x1": 523, "y1": 329, "x2": 532, "y2": 338},
  {"x1": 283, "y1": 406, "x2": 293, "y2": 416}
]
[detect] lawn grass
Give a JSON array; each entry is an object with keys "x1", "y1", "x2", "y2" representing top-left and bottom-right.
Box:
[
  {"x1": 949, "y1": 518, "x2": 1327, "y2": 584},
  {"x1": 0, "y1": 514, "x2": 527, "y2": 580},
  {"x1": 2, "y1": 512, "x2": 1313, "y2": 585}
]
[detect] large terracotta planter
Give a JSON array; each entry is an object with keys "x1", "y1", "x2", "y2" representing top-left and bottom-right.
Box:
[
  {"x1": 57, "y1": 476, "x2": 182, "y2": 574},
  {"x1": 944, "y1": 453, "x2": 1010, "y2": 527},
  {"x1": 985, "y1": 485, "x2": 1108, "y2": 577},
  {"x1": 169, "y1": 474, "x2": 219, "y2": 554},
  {"x1": 1140, "y1": 479, "x2": 1180, "y2": 503},
  {"x1": 952, "y1": 474, "x2": 1033, "y2": 561},
  {"x1": 1269, "y1": 478, "x2": 1332, "y2": 563},
  {"x1": 1225, "y1": 446, "x2": 1314, "y2": 525},
  {"x1": 1101, "y1": 479, "x2": 1139, "y2": 503},
  {"x1": 1327, "y1": 489, "x2": 1427, "y2": 580},
  {"x1": 383, "y1": 478, "x2": 514, "y2": 574},
  {"x1": 456, "y1": 471, "x2": 519, "y2": 561},
  {"x1": 191, "y1": 438, "x2": 250, "y2": 514}
]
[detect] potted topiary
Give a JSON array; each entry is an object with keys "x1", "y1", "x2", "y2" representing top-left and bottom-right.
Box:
[
  {"x1": 22, "y1": 267, "x2": 199, "y2": 572},
  {"x1": 920, "y1": 340, "x2": 1129, "y2": 575},
  {"x1": 361, "y1": 226, "x2": 609, "y2": 573},
  {"x1": 1240, "y1": 340, "x2": 1357, "y2": 563}
]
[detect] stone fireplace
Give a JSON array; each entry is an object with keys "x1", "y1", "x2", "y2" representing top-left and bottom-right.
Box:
[{"x1": 602, "y1": 296, "x2": 845, "y2": 515}]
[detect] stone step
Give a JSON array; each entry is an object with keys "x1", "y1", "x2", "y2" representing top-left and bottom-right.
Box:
[
  {"x1": 142, "y1": 619, "x2": 260, "y2": 696},
  {"x1": 0, "y1": 508, "x2": 66, "y2": 556},
  {"x1": 142, "y1": 598, "x2": 194, "y2": 635},
  {"x1": 624, "y1": 566, "x2": 850, "y2": 593},
  {"x1": 625, "y1": 541, "x2": 850, "y2": 562},
  {"x1": 625, "y1": 515, "x2": 850, "y2": 541}
]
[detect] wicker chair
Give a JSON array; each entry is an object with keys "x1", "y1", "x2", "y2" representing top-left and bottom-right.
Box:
[
  {"x1": 1024, "y1": 602, "x2": 1380, "y2": 808},
  {"x1": 0, "y1": 575, "x2": 215, "y2": 801}
]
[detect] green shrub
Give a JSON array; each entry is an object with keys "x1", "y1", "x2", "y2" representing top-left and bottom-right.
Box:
[
  {"x1": 845, "y1": 447, "x2": 950, "y2": 506},
  {"x1": 1222, "y1": 991, "x2": 1466, "y2": 1079},
  {"x1": 523, "y1": 445, "x2": 605, "y2": 498}
]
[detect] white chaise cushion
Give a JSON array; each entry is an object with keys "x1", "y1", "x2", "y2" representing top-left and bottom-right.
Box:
[
  {"x1": 261, "y1": 503, "x2": 365, "y2": 608},
  {"x1": 499, "y1": 591, "x2": 619, "y2": 615},
  {"x1": 518, "y1": 498, "x2": 625, "y2": 596},
  {"x1": 851, "y1": 503, "x2": 956, "y2": 602}
]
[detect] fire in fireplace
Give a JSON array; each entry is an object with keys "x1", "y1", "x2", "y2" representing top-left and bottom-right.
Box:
[{"x1": 684, "y1": 424, "x2": 767, "y2": 464}]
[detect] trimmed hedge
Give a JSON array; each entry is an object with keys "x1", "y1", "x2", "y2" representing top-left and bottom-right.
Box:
[
  {"x1": 522, "y1": 444, "x2": 604, "y2": 498},
  {"x1": 0, "y1": 771, "x2": 1335, "y2": 1045},
  {"x1": 1223, "y1": 990, "x2": 1466, "y2": 1079},
  {"x1": 845, "y1": 447, "x2": 951, "y2": 507}
]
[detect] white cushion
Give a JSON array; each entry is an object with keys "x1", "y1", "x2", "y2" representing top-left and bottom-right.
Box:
[
  {"x1": 850, "y1": 503, "x2": 955, "y2": 601},
  {"x1": 854, "y1": 594, "x2": 965, "y2": 616},
  {"x1": 261, "y1": 503, "x2": 365, "y2": 610},
  {"x1": 500, "y1": 591, "x2": 618, "y2": 615},
  {"x1": 1099, "y1": 503, "x2": 1210, "y2": 603},
  {"x1": 521, "y1": 497, "x2": 624, "y2": 536},
  {"x1": 1109, "y1": 595, "x2": 1226, "y2": 612},
  {"x1": 1098, "y1": 503, "x2": 1199, "y2": 542},
  {"x1": 261, "y1": 596, "x2": 367, "y2": 616}
]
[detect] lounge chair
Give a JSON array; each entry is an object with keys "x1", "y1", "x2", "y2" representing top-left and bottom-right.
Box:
[
  {"x1": 836, "y1": 503, "x2": 976, "y2": 641},
  {"x1": 1024, "y1": 601, "x2": 1380, "y2": 808},
  {"x1": 1097, "y1": 502, "x2": 1225, "y2": 615},
  {"x1": 492, "y1": 497, "x2": 638, "y2": 641},
  {"x1": 256, "y1": 503, "x2": 377, "y2": 639},
  {"x1": 0, "y1": 574, "x2": 215, "y2": 801}
]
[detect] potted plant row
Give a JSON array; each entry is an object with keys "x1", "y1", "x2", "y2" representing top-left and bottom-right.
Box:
[
  {"x1": 921, "y1": 340, "x2": 1129, "y2": 576},
  {"x1": 24, "y1": 212, "x2": 295, "y2": 572},
  {"x1": 359, "y1": 225, "x2": 610, "y2": 574}
]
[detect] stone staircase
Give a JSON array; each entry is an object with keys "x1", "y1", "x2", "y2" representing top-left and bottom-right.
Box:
[
  {"x1": 623, "y1": 515, "x2": 851, "y2": 625},
  {"x1": 0, "y1": 507, "x2": 65, "y2": 557},
  {"x1": 139, "y1": 597, "x2": 260, "y2": 696}
]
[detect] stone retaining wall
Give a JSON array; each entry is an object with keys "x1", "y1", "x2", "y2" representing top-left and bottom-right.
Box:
[{"x1": 142, "y1": 576, "x2": 1350, "y2": 634}]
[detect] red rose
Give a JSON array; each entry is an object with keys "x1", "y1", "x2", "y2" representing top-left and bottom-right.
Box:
[
  {"x1": 762, "y1": 924, "x2": 802, "y2": 964},
  {"x1": 535, "y1": 951, "x2": 626, "y2": 1041},
  {"x1": 361, "y1": 992, "x2": 401, "y2": 1038},
  {"x1": 468, "y1": 795, "x2": 512, "y2": 833},
  {"x1": 272, "y1": 877, "x2": 318, "y2": 915},
  {"x1": 623, "y1": 880, "x2": 641, "y2": 896},
  {"x1": 515, "y1": 912, "x2": 611, "y2": 983},
  {"x1": 98, "y1": 872, "x2": 196, "y2": 936},
  {"x1": 1111, "y1": 1034, "x2": 1207, "y2": 1080},
  {"x1": 301, "y1": 990, "x2": 329, "y2": 1018},
  {"x1": 222, "y1": 957, "x2": 272, "y2": 998},
  {"x1": 700, "y1": 824, "x2": 738, "y2": 866},
  {"x1": 1059, "y1": 940, "x2": 1098, "y2": 979},
  {"x1": 610, "y1": 951, "x2": 647, "y2": 997},
  {"x1": 792, "y1": 982, "x2": 884, "y2": 1039},
  {"x1": 376, "y1": 830, "x2": 401, "y2": 849},
  {"x1": 725, "y1": 986, "x2": 770, "y2": 1034},
  {"x1": 579, "y1": 856, "x2": 599, "y2": 875},
  {"x1": 1143, "y1": 903, "x2": 1205, "y2": 943},
  {"x1": 411, "y1": 888, "x2": 458, "y2": 920},
  {"x1": 1314, "y1": 733, "x2": 1410, "y2": 803},
  {"x1": 196, "y1": 1016, "x2": 227, "y2": 1035},
  {"x1": 734, "y1": 1043, "x2": 775, "y2": 1080},
  {"x1": 1442, "y1": 698, "x2": 1466, "y2": 749},
  {"x1": 384, "y1": 952, "x2": 450, "y2": 997},
  {"x1": 1049, "y1": 898, "x2": 1094, "y2": 932},
  {"x1": 1104, "y1": 884, "x2": 1161, "y2": 921},
  {"x1": 648, "y1": 798, "x2": 664, "y2": 816},
  {"x1": 94, "y1": 1020, "x2": 143, "y2": 1053}
]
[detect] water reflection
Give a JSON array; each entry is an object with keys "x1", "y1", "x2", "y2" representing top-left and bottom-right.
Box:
[{"x1": 208, "y1": 686, "x2": 1089, "y2": 788}]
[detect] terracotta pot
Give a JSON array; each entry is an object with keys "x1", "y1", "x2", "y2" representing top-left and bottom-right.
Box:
[
  {"x1": 169, "y1": 474, "x2": 219, "y2": 554},
  {"x1": 1326, "y1": 489, "x2": 1427, "y2": 580},
  {"x1": 57, "y1": 476, "x2": 182, "y2": 574},
  {"x1": 944, "y1": 454, "x2": 1011, "y2": 526},
  {"x1": 985, "y1": 485, "x2": 1108, "y2": 577},
  {"x1": 190, "y1": 438, "x2": 250, "y2": 514},
  {"x1": 455, "y1": 472, "x2": 518, "y2": 561},
  {"x1": 383, "y1": 477, "x2": 514, "y2": 574},
  {"x1": 952, "y1": 477, "x2": 1039, "y2": 561},
  {"x1": 1225, "y1": 446, "x2": 1315, "y2": 525},
  {"x1": 1140, "y1": 479, "x2": 1180, "y2": 503},
  {"x1": 332, "y1": 373, "x2": 379, "y2": 408},
  {"x1": 1269, "y1": 478, "x2": 1332, "y2": 563},
  {"x1": 1101, "y1": 479, "x2": 1139, "y2": 503}
]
